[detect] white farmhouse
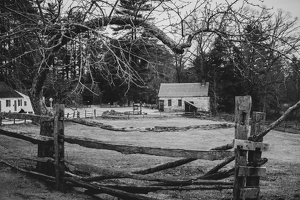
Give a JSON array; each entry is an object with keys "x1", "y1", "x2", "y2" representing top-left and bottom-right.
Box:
[
  {"x1": 0, "y1": 82, "x2": 34, "y2": 113},
  {"x1": 158, "y1": 82, "x2": 210, "y2": 113}
]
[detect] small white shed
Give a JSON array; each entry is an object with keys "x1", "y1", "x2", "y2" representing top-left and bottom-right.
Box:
[
  {"x1": 158, "y1": 82, "x2": 210, "y2": 112},
  {"x1": 0, "y1": 82, "x2": 34, "y2": 113}
]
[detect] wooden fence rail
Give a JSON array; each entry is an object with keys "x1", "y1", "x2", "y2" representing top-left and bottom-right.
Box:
[
  {"x1": 0, "y1": 127, "x2": 234, "y2": 160},
  {"x1": 0, "y1": 128, "x2": 53, "y2": 144},
  {"x1": 63, "y1": 135, "x2": 234, "y2": 160}
]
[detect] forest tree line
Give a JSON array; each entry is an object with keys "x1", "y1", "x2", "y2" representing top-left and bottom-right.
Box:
[{"x1": 0, "y1": 0, "x2": 300, "y2": 118}]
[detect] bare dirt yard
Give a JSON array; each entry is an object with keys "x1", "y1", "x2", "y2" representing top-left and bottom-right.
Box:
[{"x1": 0, "y1": 109, "x2": 300, "y2": 200}]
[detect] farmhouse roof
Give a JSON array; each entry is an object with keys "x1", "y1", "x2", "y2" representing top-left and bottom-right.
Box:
[
  {"x1": 0, "y1": 82, "x2": 23, "y2": 98},
  {"x1": 158, "y1": 82, "x2": 209, "y2": 97}
]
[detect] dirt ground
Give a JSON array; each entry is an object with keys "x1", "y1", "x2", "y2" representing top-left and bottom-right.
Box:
[{"x1": 0, "y1": 112, "x2": 300, "y2": 200}]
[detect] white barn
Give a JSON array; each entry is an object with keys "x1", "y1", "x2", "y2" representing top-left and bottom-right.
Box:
[
  {"x1": 158, "y1": 82, "x2": 210, "y2": 113},
  {"x1": 0, "y1": 82, "x2": 34, "y2": 113}
]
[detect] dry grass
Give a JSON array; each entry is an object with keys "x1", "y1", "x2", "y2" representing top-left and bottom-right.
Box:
[{"x1": 0, "y1": 116, "x2": 300, "y2": 200}]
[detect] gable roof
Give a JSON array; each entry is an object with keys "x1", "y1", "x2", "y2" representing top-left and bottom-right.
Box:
[
  {"x1": 158, "y1": 83, "x2": 209, "y2": 97},
  {"x1": 0, "y1": 82, "x2": 23, "y2": 98}
]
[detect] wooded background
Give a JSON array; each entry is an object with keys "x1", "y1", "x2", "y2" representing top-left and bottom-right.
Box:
[{"x1": 1, "y1": 0, "x2": 300, "y2": 119}]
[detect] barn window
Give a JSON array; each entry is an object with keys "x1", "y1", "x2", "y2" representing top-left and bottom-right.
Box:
[
  {"x1": 24, "y1": 101, "x2": 27, "y2": 106},
  {"x1": 168, "y1": 99, "x2": 172, "y2": 106},
  {"x1": 18, "y1": 99, "x2": 22, "y2": 106},
  {"x1": 178, "y1": 99, "x2": 182, "y2": 107},
  {"x1": 6, "y1": 100, "x2": 11, "y2": 107}
]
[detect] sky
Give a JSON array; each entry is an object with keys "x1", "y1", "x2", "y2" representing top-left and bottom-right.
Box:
[
  {"x1": 256, "y1": 0, "x2": 300, "y2": 20},
  {"x1": 59, "y1": 0, "x2": 300, "y2": 44},
  {"x1": 156, "y1": 0, "x2": 300, "y2": 61},
  {"x1": 173, "y1": 0, "x2": 300, "y2": 42},
  {"x1": 152, "y1": 0, "x2": 300, "y2": 36},
  {"x1": 60, "y1": 0, "x2": 300, "y2": 25}
]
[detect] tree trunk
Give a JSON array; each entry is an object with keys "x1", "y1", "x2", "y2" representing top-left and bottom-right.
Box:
[
  {"x1": 212, "y1": 79, "x2": 218, "y2": 115},
  {"x1": 37, "y1": 121, "x2": 55, "y2": 175},
  {"x1": 29, "y1": 55, "x2": 53, "y2": 116},
  {"x1": 29, "y1": 92, "x2": 48, "y2": 116}
]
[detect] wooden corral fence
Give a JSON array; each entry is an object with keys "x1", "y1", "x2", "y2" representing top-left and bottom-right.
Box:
[
  {"x1": 0, "y1": 112, "x2": 37, "y2": 125},
  {"x1": 0, "y1": 96, "x2": 300, "y2": 200},
  {"x1": 64, "y1": 109, "x2": 98, "y2": 119},
  {"x1": 271, "y1": 121, "x2": 300, "y2": 134}
]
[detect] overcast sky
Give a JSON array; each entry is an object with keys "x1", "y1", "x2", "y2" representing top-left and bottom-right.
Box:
[
  {"x1": 155, "y1": 0, "x2": 300, "y2": 30},
  {"x1": 61, "y1": 0, "x2": 300, "y2": 23},
  {"x1": 257, "y1": 0, "x2": 300, "y2": 20}
]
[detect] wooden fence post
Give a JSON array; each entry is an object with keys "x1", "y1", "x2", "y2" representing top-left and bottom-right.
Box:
[
  {"x1": 94, "y1": 109, "x2": 96, "y2": 119},
  {"x1": 233, "y1": 96, "x2": 252, "y2": 200},
  {"x1": 54, "y1": 104, "x2": 65, "y2": 191},
  {"x1": 246, "y1": 112, "x2": 266, "y2": 196},
  {"x1": 233, "y1": 98, "x2": 268, "y2": 200}
]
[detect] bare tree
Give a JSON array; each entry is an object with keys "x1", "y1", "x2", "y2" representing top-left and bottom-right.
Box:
[
  {"x1": 228, "y1": 9, "x2": 300, "y2": 112},
  {"x1": 1, "y1": 0, "x2": 299, "y2": 114},
  {"x1": 184, "y1": 5, "x2": 300, "y2": 113}
]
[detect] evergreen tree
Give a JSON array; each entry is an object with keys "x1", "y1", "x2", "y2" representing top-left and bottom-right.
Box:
[
  {"x1": 0, "y1": 0, "x2": 39, "y2": 88},
  {"x1": 231, "y1": 21, "x2": 285, "y2": 112}
]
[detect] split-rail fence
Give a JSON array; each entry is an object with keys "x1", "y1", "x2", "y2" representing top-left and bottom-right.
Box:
[{"x1": 1, "y1": 95, "x2": 293, "y2": 200}]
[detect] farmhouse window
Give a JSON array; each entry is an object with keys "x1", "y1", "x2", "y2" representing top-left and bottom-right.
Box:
[
  {"x1": 18, "y1": 99, "x2": 22, "y2": 106},
  {"x1": 168, "y1": 99, "x2": 172, "y2": 106},
  {"x1": 24, "y1": 101, "x2": 27, "y2": 106},
  {"x1": 6, "y1": 100, "x2": 11, "y2": 107},
  {"x1": 178, "y1": 99, "x2": 182, "y2": 107}
]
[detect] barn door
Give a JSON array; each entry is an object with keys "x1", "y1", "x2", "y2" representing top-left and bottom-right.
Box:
[
  {"x1": 185, "y1": 101, "x2": 194, "y2": 112},
  {"x1": 159, "y1": 100, "x2": 164, "y2": 112},
  {"x1": 14, "y1": 100, "x2": 17, "y2": 112}
]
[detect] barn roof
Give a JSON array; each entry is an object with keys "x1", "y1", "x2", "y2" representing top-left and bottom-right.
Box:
[
  {"x1": 158, "y1": 83, "x2": 209, "y2": 97},
  {"x1": 0, "y1": 82, "x2": 23, "y2": 98}
]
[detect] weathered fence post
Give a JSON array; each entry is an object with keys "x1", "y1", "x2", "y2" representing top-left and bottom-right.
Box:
[
  {"x1": 246, "y1": 112, "x2": 266, "y2": 197},
  {"x1": 54, "y1": 104, "x2": 65, "y2": 191},
  {"x1": 94, "y1": 109, "x2": 96, "y2": 119},
  {"x1": 85, "y1": 110, "x2": 87, "y2": 118},
  {"x1": 233, "y1": 98, "x2": 268, "y2": 200},
  {"x1": 233, "y1": 96, "x2": 252, "y2": 199},
  {"x1": 37, "y1": 119, "x2": 54, "y2": 175}
]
